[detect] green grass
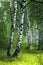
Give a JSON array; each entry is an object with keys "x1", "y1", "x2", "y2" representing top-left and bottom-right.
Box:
[{"x1": 0, "y1": 47, "x2": 43, "y2": 65}]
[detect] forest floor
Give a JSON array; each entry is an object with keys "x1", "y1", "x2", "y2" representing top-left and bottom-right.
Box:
[{"x1": 0, "y1": 47, "x2": 43, "y2": 65}]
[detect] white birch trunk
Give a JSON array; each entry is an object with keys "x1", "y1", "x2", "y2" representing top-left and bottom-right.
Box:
[
  {"x1": 13, "y1": 0, "x2": 26, "y2": 57},
  {"x1": 7, "y1": 0, "x2": 17, "y2": 56},
  {"x1": 26, "y1": 8, "x2": 32, "y2": 45}
]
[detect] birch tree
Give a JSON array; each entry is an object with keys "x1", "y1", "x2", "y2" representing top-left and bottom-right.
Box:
[
  {"x1": 13, "y1": 0, "x2": 26, "y2": 57},
  {"x1": 26, "y1": 8, "x2": 32, "y2": 47},
  {"x1": 7, "y1": 0, "x2": 17, "y2": 56}
]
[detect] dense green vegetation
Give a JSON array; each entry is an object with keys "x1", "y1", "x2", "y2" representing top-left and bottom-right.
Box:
[{"x1": 0, "y1": 0, "x2": 43, "y2": 65}]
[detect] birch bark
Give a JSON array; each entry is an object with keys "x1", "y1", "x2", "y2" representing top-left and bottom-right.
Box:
[
  {"x1": 13, "y1": 0, "x2": 26, "y2": 57},
  {"x1": 7, "y1": 0, "x2": 17, "y2": 56}
]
